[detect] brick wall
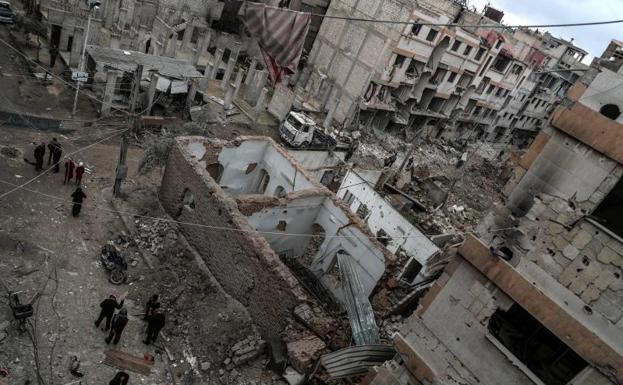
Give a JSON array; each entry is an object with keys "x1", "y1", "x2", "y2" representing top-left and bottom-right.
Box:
[{"x1": 159, "y1": 142, "x2": 306, "y2": 337}]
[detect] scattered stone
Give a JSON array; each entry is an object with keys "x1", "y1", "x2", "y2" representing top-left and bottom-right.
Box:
[
  {"x1": 201, "y1": 361, "x2": 211, "y2": 371},
  {"x1": 286, "y1": 334, "x2": 326, "y2": 373}
]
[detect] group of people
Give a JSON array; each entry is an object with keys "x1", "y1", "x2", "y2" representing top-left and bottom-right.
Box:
[
  {"x1": 32, "y1": 138, "x2": 86, "y2": 182},
  {"x1": 94, "y1": 293, "x2": 166, "y2": 347},
  {"x1": 32, "y1": 138, "x2": 89, "y2": 217}
]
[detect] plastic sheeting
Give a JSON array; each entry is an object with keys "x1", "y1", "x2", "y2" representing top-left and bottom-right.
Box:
[{"x1": 337, "y1": 251, "x2": 380, "y2": 345}]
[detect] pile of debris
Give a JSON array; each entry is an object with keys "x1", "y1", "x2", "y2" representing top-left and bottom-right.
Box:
[
  {"x1": 225, "y1": 335, "x2": 266, "y2": 369},
  {"x1": 127, "y1": 218, "x2": 185, "y2": 260}
]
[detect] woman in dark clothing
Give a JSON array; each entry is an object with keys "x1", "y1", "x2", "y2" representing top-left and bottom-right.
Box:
[
  {"x1": 109, "y1": 371, "x2": 129, "y2": 385},
  {"x1": 70, "y1": 187, "x2": 87, "y2": 217}
]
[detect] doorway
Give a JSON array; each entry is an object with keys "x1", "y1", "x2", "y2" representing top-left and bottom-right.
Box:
[{"x1": 50, "y1": 24, "x2": 61, "y2": 48}]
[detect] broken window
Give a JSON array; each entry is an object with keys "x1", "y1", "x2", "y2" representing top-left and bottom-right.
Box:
[
  {"x1": 256, "y1": 169, "x2": 270, "y2": 194},
  {"x1": 511, "y1": 63, "x2": 523, "y2": 74},
  {"x1": 411, "y1": 22, "x2": 422, "y2": 36},
  {"x1": 356, "y1": 203, "x2": 370, "y2": 220},
  {"x1": 495, "y1": 40, "x2": 502, "y2": 49},
  {"x1": 486, "y1": 84, "x2": 495, "y2": 94},
  {"x1": 342, "y1": 190, "x2": 356, "y2": 206},
  {"x1": 591, "y1": 176, "x2": 623, "y2": 236},
  {"x1": 394, "y1": 55, "x2": 406, "y2": 68},
  {"x1": 450, "y1": 40, "x2": 461, "y2": 52},
  {"x1": 399, "y1": 257, "x2": 423, "y2": 283},
  {"x1": 276, "y1": 220, "x2": 287, "y2": 231},
  {"x1": 406, "y1": 59, "x2": 422, "y2": 78},
  {"x1": 376, "y1": 229, "x2": 391, "y2": 246},
  {"x1": 474, "y1": 47, "x2": 486, "y2": 61},
  {"x1": 599, "y1": 104, "x2": 621, "y2": 120},
  {"x1": 447, "y1": 72, "x2": 457, "y2": 83},
  {"x1": 463, "y1": 45, "x2": 473, "y2": 56},
  {"x1": 425, "y1": 29, "x2": 439, "y2": 42},
  {"x1": 274, "y1": 185, "x2": 286, "y2": 198},
  {"x1": 492, "y1": 54, "x2": 511, "y2": 72},
  {"x1": 206, "y1": 163, "x2": 224, "y2": 183},
  {"x1": 489, "y1": 304, "x2": 587, "y2": 385},
  {"x1": 182, "y1": 188, "x2": 196, "y2": 210},
  {"x1": 429, "y1": 68, "x2": 447, "y2": 85}
]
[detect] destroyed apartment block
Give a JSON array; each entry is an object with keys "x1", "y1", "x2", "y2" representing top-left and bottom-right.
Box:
[
  {"x1": 361, "y1": 40, "x2": 623, "y2": 385},
  {"x1": 297, "y1": 0, "x2": 588, "y2": 148},
  {"x1": 158, "y1": 136, "x2": 409, "y2": 371}
]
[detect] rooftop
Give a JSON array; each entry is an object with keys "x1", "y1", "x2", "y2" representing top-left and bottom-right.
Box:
[{"x1": 86, "y1": 45, "x2": 203, "y2": 79}]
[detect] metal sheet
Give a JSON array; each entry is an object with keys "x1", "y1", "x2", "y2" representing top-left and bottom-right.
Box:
[
  {"x1": 320, "y1": 344, "x2": 396, "y2": 379},
  {"x1": 170, "y1": 80, "x2": 188, "y2": 94},
  {"x1": 156, "y1": 76, "x2": 171, "y2": 92},
  {"x1": 337, "y1": 251, "x2": 380, "y2": 345}
]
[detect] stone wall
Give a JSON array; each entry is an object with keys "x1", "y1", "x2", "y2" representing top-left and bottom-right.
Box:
[
  {"x1": 489, "y1": 128, "x2": 623, "y2": 328},
  {"x1": 159, "y1": 141, "x2": 307, "y2": 337}
]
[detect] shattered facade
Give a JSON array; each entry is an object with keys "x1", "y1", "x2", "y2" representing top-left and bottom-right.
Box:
[
  {"x1": 297, "y1": 0, "x2": 587, "y2": 148},
  {"x1": 337, "y1": 169, "x2": 440, "y2": 283},
  {"x1": 362, "y1": 40, "x2": 623, "y2": 385},
  {"x1": 159, "y1": 136, "x2": 396, "y2": 336}
]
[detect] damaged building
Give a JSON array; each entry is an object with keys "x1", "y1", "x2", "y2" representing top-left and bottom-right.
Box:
[
  {"x1": 361, "y1": 40, "x2": 623, "y2": 385},
  {"x1": 158, "y1": 136, "x2": 442, "y2": 348},
  {"x1": 297, "y1": 0, "x2": 587, "y2": 147}
]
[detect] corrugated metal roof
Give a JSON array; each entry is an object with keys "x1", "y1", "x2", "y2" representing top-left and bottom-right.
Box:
[
  {"x1": 86, "y1": 45, "x2": 203, "y2": 79},
  {"x1": 320, "y1": 344, "x2": 396, "y2": 379}
]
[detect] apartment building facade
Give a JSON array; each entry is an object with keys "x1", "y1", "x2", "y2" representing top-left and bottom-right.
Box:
[
  {"x1": 298, "y1": 0, "x2": 587, "y2": 148},
  {"x1": 361, "y1": 40, "x2": 623, "y2": 385}
]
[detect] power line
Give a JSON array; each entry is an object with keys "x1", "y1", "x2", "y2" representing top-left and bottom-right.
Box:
[
  {"x1": 300, "y1": 6, "x2": 623, "y2": 29},
  {"x1": 0, "y1": 177, "x2": 518, "y2": 241}
]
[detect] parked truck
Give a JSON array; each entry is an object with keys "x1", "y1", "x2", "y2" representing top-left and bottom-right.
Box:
[{"x1": 279, "y1": 111, "x2": 351, "y2": 150}]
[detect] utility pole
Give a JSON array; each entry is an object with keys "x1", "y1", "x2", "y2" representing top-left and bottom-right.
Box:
[
  {"x1": 71, "y1": 0, "x2": 101, "y2": 116},
  {"x1": 113, "y1": 64, "x2": 143, "y2": 197}
]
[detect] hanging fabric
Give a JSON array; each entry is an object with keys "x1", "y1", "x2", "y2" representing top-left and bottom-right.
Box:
[{"x1": 238, "y1": 1, "x2": 311, "y2": 83}]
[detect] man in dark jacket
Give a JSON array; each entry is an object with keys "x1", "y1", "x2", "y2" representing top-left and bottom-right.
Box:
[
  {"x1": 71, "y1": 187, "x2": 87, "y2": 217},
  {"x1": 48, "y1": 138, "x2": 62, "y2": 172},
  {"x1": 143, "y1": 294, "x2": 160, "y2": 320},
  {"x1": 144, "y1": 308, "x2": 165, "y2": 345},
  {"x1": 34, "y1": 142, "x2": 46, "y2": 171},
  {"x1": 105, "y1": 308, "x2": 128, "y2": 345},
  {"x1": 94, "y1": 294, "x2": 124, "y2": 331}
]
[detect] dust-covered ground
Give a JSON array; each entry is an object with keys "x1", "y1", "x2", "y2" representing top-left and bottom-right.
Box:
[{"x1": 0, "y1": 125, "x2": 288, "y2": 385}]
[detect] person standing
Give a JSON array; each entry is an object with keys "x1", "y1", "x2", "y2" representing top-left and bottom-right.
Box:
[
  {"x1": 49, "y1": 138, "x2": 62, "y2": 173},
  {"x1": 105, "y1": 308, "x2": 128, "y2": 345},
  {"x1": 143, "y1": 294, "x2": 160, "y2": 320},
  {"x1": 75, "y1": 162, "x2": 85, "y2": 185},
  {"x1": 70, "y1": 187, "x2": 87, "y2": 217},
  {"x1": 34, "y1": 142, "x2": 46, "y2": 171},
  {"x1": 94, "y1": 294, "x2": 124, "y2": 331},
  {"x1": 64, "y1": 158, "x2": 75, "y2": 184},
  {"x1": 49, "y1": 45, "x2": 59, "y2": 70},
  {"x1": 109, "y1": 371, "x2": 129, "y2": 385},
  {"x1": 144, "y1": 308, "x2": 165, "y2": 345}
]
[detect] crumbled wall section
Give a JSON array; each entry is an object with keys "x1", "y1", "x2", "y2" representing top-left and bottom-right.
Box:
[
  {"x1": 159, "y1": 140, "x2": 307, "y2": 337},
  {"x1": 458, "y1": 234, "x2": 623, "y2": 383}
]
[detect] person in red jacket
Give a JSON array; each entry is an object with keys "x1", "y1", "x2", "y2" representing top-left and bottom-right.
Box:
[{"x1": 75, "y1": 162, "x2": 85, "y2": 185}]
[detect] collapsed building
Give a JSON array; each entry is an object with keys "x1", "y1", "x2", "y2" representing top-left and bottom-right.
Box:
[
  {"x1": 158, "y1": 136, "x2": 440, "y2": 352},
  {"x1": 296, "y1": 0, "x2": 587, "y2": 147},
  {"x1": 361, "y1": 40, "x2": 623, "y2": 385}
]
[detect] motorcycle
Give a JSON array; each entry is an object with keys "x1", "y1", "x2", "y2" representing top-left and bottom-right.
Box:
[{"x1": 100, "y1": 244, "x2": 128, "y2": 285}]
